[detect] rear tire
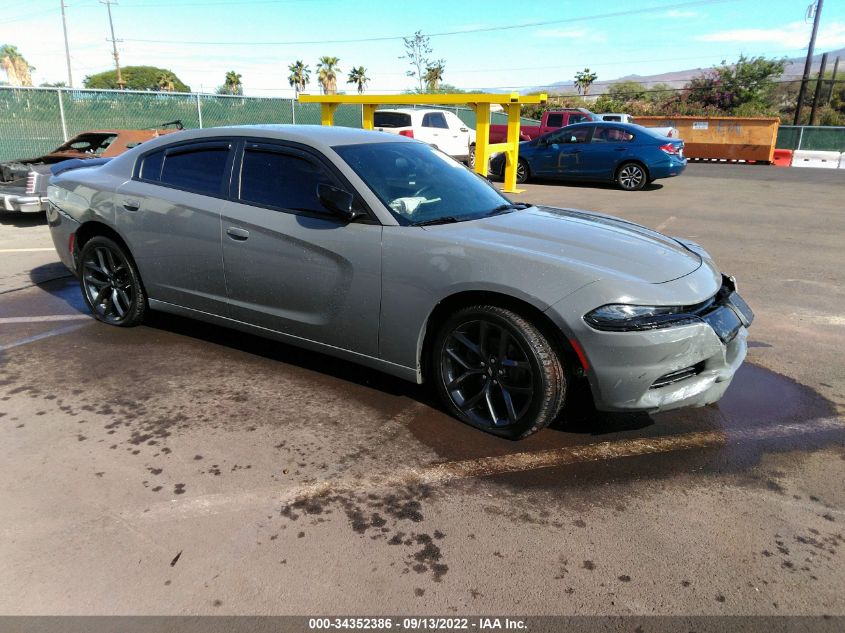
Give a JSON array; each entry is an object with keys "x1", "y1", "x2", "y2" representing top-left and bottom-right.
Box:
[
  {"x1": 468, "y1": 144, "x2": 476, "y2": 170},
  {"x1": 432, "y1": 305, "x2": 566, "y2": 439},
  {"x1": 79, "y1": 236, "x2": 146, "y2": 327},
  {"x1": 616, "y1": 162, "x2": 647, "y2": 191}
]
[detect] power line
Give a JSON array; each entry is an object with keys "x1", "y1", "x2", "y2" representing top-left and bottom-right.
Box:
[{"x1": 120, "y1": 0, "x2": 743, "y2": 46}]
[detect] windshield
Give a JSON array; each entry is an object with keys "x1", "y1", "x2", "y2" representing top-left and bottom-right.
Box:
[{"x1": 334, "y1": 142, "x2": 511, "y2": 225}]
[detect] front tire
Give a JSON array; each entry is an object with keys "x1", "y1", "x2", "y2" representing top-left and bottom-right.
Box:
[
  {"x1": 516, "y1": 158, "x2": 529, "y2": 184},
  {"x1": 468, "y1": 144, "x2": 476, "y2": 170},
  {"x1": 432, "y1": 305, "x2": 566, "y2": 439},
  {"x1": 79, "y1": 235, "x2": 146, "y2": 327},
  {"x1": 616, "y1": 162, "x2": 647, "y2": 191}
]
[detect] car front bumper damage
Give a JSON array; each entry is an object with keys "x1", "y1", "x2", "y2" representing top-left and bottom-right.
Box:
[{"x1": 547, "y1": 273, "x2": 754, "y2": 413}]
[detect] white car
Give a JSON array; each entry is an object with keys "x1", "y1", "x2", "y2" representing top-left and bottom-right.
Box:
[
  {"x1": 374, "y1": 108, "x2": 476, "y2": 166},
  {"x1": 597, "y1": 113, "x2": 680, "y2": 138}
]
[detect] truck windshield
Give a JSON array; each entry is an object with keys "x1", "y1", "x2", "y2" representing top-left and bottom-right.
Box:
[{"x1": 334, "y1": 142, "x2": 511, "y2": 225}]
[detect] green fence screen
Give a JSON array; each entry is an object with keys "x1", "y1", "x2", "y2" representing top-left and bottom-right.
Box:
[
  {"x1": 776, "y1": 125, "x2": 845, "y2": 152},
  {"x1": 0, "y1": 87, "x2": 537, "y2": 162}
]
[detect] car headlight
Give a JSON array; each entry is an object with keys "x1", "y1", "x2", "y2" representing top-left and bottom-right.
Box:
[{"x1": 584, "y1": 304, "x2": 699, "y2": 332}]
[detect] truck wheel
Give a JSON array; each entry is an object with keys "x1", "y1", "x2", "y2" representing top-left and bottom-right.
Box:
[{"x1": 468, "y1": 144, "x2": 476, "y2": 170}]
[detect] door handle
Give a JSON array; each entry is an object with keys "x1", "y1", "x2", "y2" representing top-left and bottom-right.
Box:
[
  {"x1": 226, "y1": 227, "x2": 250, "y2": 241},
  {"x1": 614, "y1": 147, "x2": 628, "y2": 151},
  {"x1": 122, "y1": 199, "x2": 140, "y2": 212}
]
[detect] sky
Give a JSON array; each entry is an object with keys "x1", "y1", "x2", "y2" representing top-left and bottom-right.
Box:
[{"x1": 2, "y1": 0, "x2": 845, "y2": 97}]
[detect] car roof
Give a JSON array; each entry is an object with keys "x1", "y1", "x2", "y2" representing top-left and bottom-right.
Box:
[{"x1": 123, "y1": 124, "x2": 415, "y2": 151}]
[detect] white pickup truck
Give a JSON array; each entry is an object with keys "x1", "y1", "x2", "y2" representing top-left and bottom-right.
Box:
[
  {"x1": 597, "y1": 113, "x2": 680, "y2": 138},
  {"x1": 373, "y1": 108, "x2": 477, "y2": 166}
]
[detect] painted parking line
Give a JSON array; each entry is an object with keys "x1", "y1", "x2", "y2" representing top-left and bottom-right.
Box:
[
  {"x1": 0, "y1": 248, "x2": 56, "y2": 253},
  {"x1": 0, "y1": 315, "x2": 91, "y2": 324},
  {"x1": 132, "y1": 416, "x2": 844, "y2": 522},
  {"x1": 0, "y1": 322, "x2": 90, "y2": 352},
  {"x1": 655, "y1": 215, "x2": 676, "y2": 232}
]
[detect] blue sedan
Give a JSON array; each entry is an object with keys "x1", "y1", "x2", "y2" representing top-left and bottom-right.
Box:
[{"x1": 491, "y1": 122, "x2": 686, "y2": 191}]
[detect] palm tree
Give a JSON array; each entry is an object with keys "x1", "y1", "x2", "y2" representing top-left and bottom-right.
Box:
[
  {"x1": 346, "y1": 66, "x2": 369, "y2": 94},
  {"x1": 423, "y1": 61, "x2": 445, "y2": 92},
  {"x1": 156, "y1": 71, "x2": 177, "y2": 92},
  {"x1": 574, "y1": 68, "x2": 598, "y2": 96},
  {"x1": 287, "y1": 60, "x2": 310, "y2": 96},
  {"x1": 222, "y1": 70, "x2": 243, "y2": 95},
  {"x1": 1, "y1": 45, "x2": 34, "y2": 87},
  {"x1": 316, "y1": 56, "x2": 341, "y2": 95}
]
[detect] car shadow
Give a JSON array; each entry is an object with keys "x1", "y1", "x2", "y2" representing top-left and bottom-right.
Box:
[
  {"x1": 0, "y1": 211, "x2": 47, "y2": 227},
  {"x1": 526, "y1": 177, "x2": 664, "y2": 192}
]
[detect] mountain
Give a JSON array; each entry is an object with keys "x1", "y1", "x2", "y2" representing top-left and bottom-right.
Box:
[{"x1": 512, "y1": 47, "x2": 845, "y2": 95}]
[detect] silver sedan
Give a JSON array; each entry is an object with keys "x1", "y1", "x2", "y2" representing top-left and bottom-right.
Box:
[{"x1": 47, "y1": 125, "x2": 753, "y2": 439}]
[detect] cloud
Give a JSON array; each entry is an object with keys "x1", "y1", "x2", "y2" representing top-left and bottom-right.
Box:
[
  {"x1": 696, "y1": 21, "x2": 845, "y2": 49},
  {"x1": 535, "y1": 28, "x2": 607, "y2": 42},
  {"x1": 665, "y1": 10, "x2": 699, "y2": 18}
]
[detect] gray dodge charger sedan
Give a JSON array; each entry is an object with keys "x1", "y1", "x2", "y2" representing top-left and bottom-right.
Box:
[{"x1": 47, "y1": 125, "x2": 753, "y2": 439}]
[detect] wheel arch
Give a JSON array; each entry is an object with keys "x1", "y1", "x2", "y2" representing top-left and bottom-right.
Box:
[
  {"x1": 418, "y1": 289, "x2": 581, "y2": 384},
  {"x1": 73, "y1": 221, "x2": 144, "y2": 294}
]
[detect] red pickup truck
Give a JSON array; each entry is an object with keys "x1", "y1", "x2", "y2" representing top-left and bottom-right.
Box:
[{"x1": 488, "y1": 108, "x2": 599, "y2": 143}]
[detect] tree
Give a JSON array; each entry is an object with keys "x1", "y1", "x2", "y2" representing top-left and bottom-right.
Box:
[
  {"x1": 316, "y1": 56, "x2": 340, "y2": 95},
  {"x1": 574, "y1": 68, "x2": 597, "y2": 96},
  {"x1": 156, "y1": 71, "x2": 177, "y2": 92},
  {"x1": 400, "y1": 31, "x2": 433, "y2": 92},
  {"x1": 40, "y1": 81, "x2": 68, "y2": 88},
  {"x1": 83, "y1": 66, "x2": 190, "y2": 92},
  {"x1": 423, "y1": 61, "x2": 445, "y2": 92},
  {"x1": 346, "y1": 66, "x2": 369, "y2": 94},
  {"x1": 1, "y1": 45, "x2": 34, "y2": 87},
  {"x1": 288, "y1": 60, "x2": 310, "y2": 96},
  {"x1": 217, "y1": 70, "x2": 243, "y2": 95},
  {"x1": 646, "y1": 83, "x2": 676, "y2": 103},
  {"x1": 685, "y1": 55, "x2": 786, "y2": 114},
  {"x1": 608, "y1": 80, "x2": 646, "y2": 101}
]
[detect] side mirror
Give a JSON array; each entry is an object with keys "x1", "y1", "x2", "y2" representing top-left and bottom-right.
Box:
[{"x1": 317, "y1": 183, "x2": 360, "y2": 222}]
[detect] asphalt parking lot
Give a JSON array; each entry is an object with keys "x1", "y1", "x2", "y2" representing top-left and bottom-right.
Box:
[{"x1": 1, "y1": 163, "x2": 843, "y2": 616}]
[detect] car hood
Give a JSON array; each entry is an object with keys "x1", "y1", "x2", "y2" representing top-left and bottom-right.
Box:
[{"x1": 427, "y1": 205, "x2": 702, "y2": 284}]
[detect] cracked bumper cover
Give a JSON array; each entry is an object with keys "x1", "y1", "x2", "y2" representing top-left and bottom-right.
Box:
[{"x1": 545, "y1": 266, "x2": 751, "y2": 413}]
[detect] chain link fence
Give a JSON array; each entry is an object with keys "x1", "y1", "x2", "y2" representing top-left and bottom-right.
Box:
[
  {"x1": 776, "y1": 125, "x2": 845, "y2": 152},
  {"x1": 0, "y1": 86, "x2": 535, "y2": 162}
]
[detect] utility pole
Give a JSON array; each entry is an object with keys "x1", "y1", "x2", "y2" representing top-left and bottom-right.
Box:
[
  {"x1": 809, "y1": 52, "x2": 828, "y2": 125},
  {"x1": 828, "y1": 56, "x2": 840, "y2": 105},
  {"x1": 60, "y1": 0, "x2": 73, "y2": 87},
  {"x1": 101, "y1": 0, "x2": 125, "y2": 89},
  {"x1": 793, "y1": 0, "x2": 824, "y2": 125}
]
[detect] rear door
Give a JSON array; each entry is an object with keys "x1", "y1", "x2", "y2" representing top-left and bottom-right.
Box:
[
  {"x1": 579, "y1": 126, "x2": 636, "y2": 178},
  {"x1": 419, "y1": 112, "x2": 451, "y2": 153},
  {"x1": 117, "y1": 139, "x2": 232, "y2": 314},
  {"x1": 220, "y1": 140, "x2": 382, "y2": 356}
]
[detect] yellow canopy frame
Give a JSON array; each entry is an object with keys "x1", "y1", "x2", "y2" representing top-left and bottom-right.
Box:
[{"x1": 298, "y1": 92, "x2": 547, "y2": 194}]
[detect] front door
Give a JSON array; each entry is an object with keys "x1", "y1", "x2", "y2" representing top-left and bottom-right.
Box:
[
  {"x1": 532, "y1": 126, "x2": 592, "y2": 177},
  {"x1": 221, "y1": 141, "x2": 382, "y2": 357}
]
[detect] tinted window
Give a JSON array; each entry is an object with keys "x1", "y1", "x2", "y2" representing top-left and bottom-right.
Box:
[
  {"x1": 422, "y1": 113, "x2": 448, "y2": 129},
  {"x1": 159, "y1": 145, "x2": 229, "y2": 196},
  {"x1": 602, "y1": 115, "x2": 622, "y2": 122},
  {"x1": 140, "y1": 149, "x2": 164, "y2": 181},
  {"x1": 547, "y1": 126, "x2": 591, "y2": 144},
  {"x1": 568, "y1": 113, "x2": 588, "y2": 124},
  {"x1": 374, "y1": 112, "x2": 412, "y2": 128},
  {"x1": 545, "y1": 113, "x2": 563, "y2": 127},
  {"x1": 592, "y1": 127, "x2": 635, "y2": 143},
  {"x1": 240, "y1": 148, "x2": 335, "y2": 213}
]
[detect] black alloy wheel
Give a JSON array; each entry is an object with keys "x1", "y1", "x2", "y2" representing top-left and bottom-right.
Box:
[
  {"x1": 79, "y1": 236, "x2": 146, "y2": 327},
  {"x1": 515, "y1": 159, "x2": 529, "y2": 184},
  {"x1": 434, "y1": 305, "x2": 565, "y2": 439}
]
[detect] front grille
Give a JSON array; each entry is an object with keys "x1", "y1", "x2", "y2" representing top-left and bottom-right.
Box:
[{"x1": 650, "y1": 362, "x2": 704, "y2": 389}]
